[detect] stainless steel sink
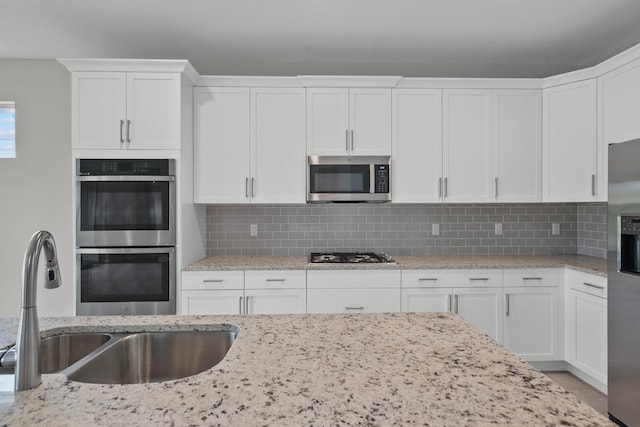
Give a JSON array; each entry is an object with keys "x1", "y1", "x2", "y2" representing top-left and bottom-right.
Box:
[
  {"x1": 40, "y1": 333, "x2": 112, "y2": 374},
  {"x1": 65, "y1": 331, "x2": 236, "y2": 384}
]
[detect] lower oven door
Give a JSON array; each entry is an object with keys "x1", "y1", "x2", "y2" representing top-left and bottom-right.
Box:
[{"x1": 76, "y1": 247, "x2": 175, "y2": 316}]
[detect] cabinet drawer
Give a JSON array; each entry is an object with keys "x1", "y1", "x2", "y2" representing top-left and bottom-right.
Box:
[
  {"x1": 503, "y1": 268, "x2": 560, "y2": 287},
  {"x1": 402, "y1": 269, "x2": 502, "y2": 288},
  {"x1": 245, "y1": 270, "x2": 306, "y2": 289},
  {"x1": 307, "y1": 270, "x2": 401, "y2": 289},
  {"x1": 568, "y1": 270, "x2": 607, "y2": 298},
  {"x1": 182, "y1": 271, "x2": 244, "y2": 290},
  {"x1": 307, "y1": 288, "x2": 400, "y2": 313}
]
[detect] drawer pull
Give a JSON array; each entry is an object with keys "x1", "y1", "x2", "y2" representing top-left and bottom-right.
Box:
[
  {"x1": 505, "y1": 293, "x2": 510, "y2": 316},
  {"x1": 345, "y1": 306, "x2": 364, "y2": 311},
  {"x1": 522, "y1": 277, "x2": 543, "y2": 280},
  {"x1": 266, "y1": 279, "x2": 286, "y2": 282},
  {"x1": 418, "y1": 277, "x2": 438, "y2": 281},
  {"x1": 583, "y1": 282, "x2": 605, "y2": 290},
  {"x1": 469, "y1": 277, "x2": 489, "y2": 281},
  {"x1": 203, "y1": 279, "x2": 224, "y2": 283}
]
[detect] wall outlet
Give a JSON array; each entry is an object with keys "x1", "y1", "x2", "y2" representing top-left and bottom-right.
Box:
[
  {"x1": 250, "y1": 224, "x2": 258, "y2": 237},
  {"x1": 495, "y1": 223, "x2": 502, "y2": 236},
  {"x1": 552, "y1": 223, "x2": 560, "y2": 235},
  {"x1": 432, "y1": 223, "x2": 440, "y2": 236}
]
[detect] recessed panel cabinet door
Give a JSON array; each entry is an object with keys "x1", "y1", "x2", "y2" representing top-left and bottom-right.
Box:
[
  {"x1": 349, "y1": 88, "x2": 392, "y2": 155},
  {"x1": 73, "y1": 72, "x2": 126, "y2": 149},
  {"x1": 251, "y1": 88, "x2": 306, "y2": 203},
  {"x1": 443, "y1": 90, "x2": 493, "y2": 202},
  {"x1": 245, "y1": 289, "x2": 306, "y2": 314},
  {"x1": 306, "y1": 88, "x2": 350, "y2": 155},
  {"x1": 126, "y1": 73, "x2": 180, "y2": 149},
  {"x1": 181, "y1": 290, "x2": 243, "y2": 315},
  {"x1": 194, "y1": 87, "x2": 251, "y2": 203},
  {"x1": 454, "y1": 287, "x2": 503, "y2": 343},
  {"x1": 401, "y1": 288, "x2": 451, "y2": 312}
]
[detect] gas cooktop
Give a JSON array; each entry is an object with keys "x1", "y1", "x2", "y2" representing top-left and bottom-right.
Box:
[{"x1": 309, "y1": 252, "x2": 394, "y2": 264}]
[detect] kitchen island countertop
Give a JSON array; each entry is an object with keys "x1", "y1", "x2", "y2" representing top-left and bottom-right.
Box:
[
  {"x1": 185, "y1": 254, "x2": 607, "y2": 276},
  {"x1": 0, "y1": 313, "x2": 612, "y2": 426}
]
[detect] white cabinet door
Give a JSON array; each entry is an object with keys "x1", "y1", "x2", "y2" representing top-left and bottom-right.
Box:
[
  {"x1": 182, "y1": 290, "x2": 243, "y2": 315},
  {"x1": 443, "y1": 90, "x2": 493, "y2": 202},
  {"x1": 493, "y1": 90, "x2": 542, "y2": 202},
  {"x1": 307, "y1": 288, "x2": 400, "y2": 313},
  {"x1": 306, "y1": 88, "x2": 350, "y2": 155},
  {"x1": 392, "y1": 89, "x2": 443, "y2": 203},
  {"x1": 454, "y1": 287, "x2": 503, "y2": 343},
  {"x1": 401, "y1": 288, "x2": 451, "y2": 312},
  {"x1": 503, "y1": 287, "x2": 559, "y2": 361},
  {"x1": 306, "y1": 88, "x2": 391, "y2": 155},
  {"x1": 543, "y1": 79, "x2": 597, "y2": 201},
  {"x1": 567, "y1": 288, "x2": 607, "y2": 386},
  {"x1": 125, "y1": 73, "x2": 180, "y2": 149},
  {"x1": 598, "y1": 59, "x2": 640, "y2": 200},
  {"x1": 194, "y1": 87, "x2": 251, "y2": 203},
  {"x1": 245, "y1": 289, "x2": 307, "y2": 314},
  {"x1": 349, "y1": 88, "x2": 392, "y2": 155},
  {"x1": 251, "y1": 88, "x2": 306, "y2": 203},
  {"x1": 72, "y1": 72, "x2": 126, "y2": 149}
]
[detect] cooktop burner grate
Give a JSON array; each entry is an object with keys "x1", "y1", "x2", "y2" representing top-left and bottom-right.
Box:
[{"x1": 309, "y1": 252, "x2": 394, "y2": 263}]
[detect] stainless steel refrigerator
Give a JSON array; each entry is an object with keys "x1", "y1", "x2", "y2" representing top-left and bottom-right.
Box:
[{"x1": 608, "y1": 138, "x2": 640, "y2": 427}]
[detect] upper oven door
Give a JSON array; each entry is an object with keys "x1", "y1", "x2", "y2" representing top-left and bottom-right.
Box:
[{"x1": 76, "y1": 175, "x2": 175, "y2": 247}]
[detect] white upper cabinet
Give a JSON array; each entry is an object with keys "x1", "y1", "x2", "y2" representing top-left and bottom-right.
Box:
[
  {"x1": 72, "y1": 72, "x2": 180, "y2": 150},
  {"x1": 392, "y1": 89, "x2": 443, "y2": 203},
  {"x1": 542, "y1": 79, "x2": 597, "y2": 202},
  {"x1": 307, "y1": 88, "x2": 391, "y2": 155},
  {"x1": 443, "y1": 90, "x2": 493, "y2": 202},
  {"x1": 493, "y1": 90, "x2": 542, "y2": 202},
  {"x1": 194, "y1": 87, "x2": 305, "y2": 204},
  {"x1": 598, "y1": 58, "x2": 640, "y2": 201}
]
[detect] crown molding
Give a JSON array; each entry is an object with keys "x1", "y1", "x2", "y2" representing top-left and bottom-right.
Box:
[{"x1": 57, "y1": 58, "x2": 199, "y2": 81}]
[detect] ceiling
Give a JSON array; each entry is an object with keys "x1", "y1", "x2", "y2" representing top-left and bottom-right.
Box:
[{"x1": 3, "y1": 0, "x2": 640, "y2": 78}]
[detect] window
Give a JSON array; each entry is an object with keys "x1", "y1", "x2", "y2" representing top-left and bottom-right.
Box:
[{"x1": 0, "y1": 101, "x2": 16, "y2": 158}]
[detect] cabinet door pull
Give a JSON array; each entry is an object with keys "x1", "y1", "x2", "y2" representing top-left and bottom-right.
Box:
[
  {"x1": 522, "y1": 277, "x2": 543, "y2": 281},
  {"x1": 505, "y1": 293, "x2": 510, "y2": 316},
  {"x1": 444, "y1": 177, "x2": 448, "y2": 198},
  {"x1": 251, "y1": 177, "x2": 255, "y2": 198},
  {"x1": 438, "y1": 177, "x2": 443, "y2": 198},
  {"x1": 245, "y1": 296, "x2": 250, "y2": 314},
  {"x1": 238, "y1": 296, "x2": 243, "y2": 315},
  {"x1": 448, "y1": 294, "x2": 452, "y2": 312},
  {"x1": 345, "y1": 130, "x2": 349, "y2": 152},
  {"x1": 453, "y1": 294, "x2": 459, "y2": 313},
  {"x1": 345, "y1": 306, "x2": 364, "y2": 311},
  {"x1": 583, "y1": 282, "x2": 605, "y2": 290},
  {"x1": 418, "y1": 277, "x2": 438, "y2": 281},
  {"x1": 245, "y1": 177, "x2": 249, "y2": 198},
  {"x1": 494, "y1": 177, "x2": 499, "y2": 198},
  {"x1": 591, "y1": 174, "x2": 596, "y2": 196},
  {"x1": 119, "y1": 120, "x2": 125, "y2": 143},
  {"x1": 469, "y1": 277, "x2": 489, "y2": 281},
  {"x1": 350, "y1": 129, "x2": 354, "y2": 151},
  {"x1": 202, "y1": 279, "x2": 224, "y2": 283},
  {"x1": 126, "y1": 120, "x2": 131, "y2": 143},
  {"x1": 266, "y1": 278, "x2": 286, "y2": 283}
]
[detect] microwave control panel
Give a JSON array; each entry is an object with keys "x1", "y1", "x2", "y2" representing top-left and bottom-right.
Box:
[
  {"x1": 374, "y1": 164, "x2": 390, "y2": 194},
  {"x1": 621, "y1": 215, "x2": 640, "y2": 234}
]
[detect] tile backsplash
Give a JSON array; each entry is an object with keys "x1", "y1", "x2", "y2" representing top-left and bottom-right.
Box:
[{"x1": 206, "y1": 202, "x2": 607, "y2": 258}]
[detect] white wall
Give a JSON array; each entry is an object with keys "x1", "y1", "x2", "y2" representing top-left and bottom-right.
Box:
[{"x1": 0, "y1": 59, "x2": 73, "y2": 317}]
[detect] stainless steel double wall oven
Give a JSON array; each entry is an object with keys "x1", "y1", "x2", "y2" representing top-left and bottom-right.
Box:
[{"x1": 75, "y1": 159, "x2": 176, "y2": 315}]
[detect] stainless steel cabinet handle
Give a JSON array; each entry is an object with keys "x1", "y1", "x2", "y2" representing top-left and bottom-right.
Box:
[
  {"x1": 591, "y1": 174, "x2": 596, "y2": 196},
  {"x1": 345, "y1": 306, "x2": 364, "y2": 311},
  {"x1": 119, "y1": 120, "x2": 124, "y2": 143},
  {"x1": 444, "y1": 178, "x2": 448, "y2": 198},
  {"x1": 245, "y1": 177, "x2": 249, "y2": 198},
  {"x1": 583, "y1": 282, "x2": 605, "y2": 290},
  {"x1": 469, "y1": 277, "x2": 489, "y2": 281},
  {"x1": 448, "y1": 294, "x2": 452, "y2": 312},
  {"x1": 522, "y1": 277, "x2": 543, "y2": 281},
  {"x1": 245, "y1": 296, "x2": 250, "y2": 314},
  {"x1": 251, "y1": 177, "x2": 255, "y2": 198},
  {"x1": 350, "y1": 129, "x2": 354, "y2": 151},
  {"x1": 418, "y1": 277, "x2": 438, "y2": 281},
  {"x1": 453, "y1": 294, "x2": 459, "y2": 313},
  {"x1": 505, "y1": 293, "x2": 510, "y2": 316},
  {"x1": 238, "y1": 296, "x2": 243, "y2": 315},
  {"x1": 345, "y1": 130, "x2": 349, "y2": 151},
  {"x1": 266, "y1": 279, "x2": 286, "y2": 282},
  {"x1": 494, "y1": 177, "x2": 499, "y2": 198},
  {"x1": 202, "y1": 279, "x2": 224, "y2": 283},
  {"x1": 438, "y1": 177, "x2": 443, "y2": 198},
  {"x1": 126, "y1": 120, "x2": 131, "y2": 143}
]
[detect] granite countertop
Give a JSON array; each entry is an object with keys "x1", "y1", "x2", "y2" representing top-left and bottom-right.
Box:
[
  {"x1": 0, "y1": 313, "x2": 612, "y2": 426},
  {"x1": 185, "y1": 254, "x2": 607, "y2": 276}
]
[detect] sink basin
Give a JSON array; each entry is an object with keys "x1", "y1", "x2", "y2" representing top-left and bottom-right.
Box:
[
  {"x1": 65, "y1": 331, "x2": 236, "y2": 384},
  {"x1": 40, "y1": 333, "x2": 112, "y2": 373}
]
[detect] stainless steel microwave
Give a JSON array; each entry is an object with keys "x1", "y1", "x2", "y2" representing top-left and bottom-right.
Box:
[{"x1": 307, "y1": 156, "x2": 391, "y2": 202}]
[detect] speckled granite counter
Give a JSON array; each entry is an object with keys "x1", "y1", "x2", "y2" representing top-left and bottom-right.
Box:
[
  {"x1": 0, "y1": 313, "x2": 612, "y2": 426},
  {"x1": 185, "y1": 254, "x2": 607, "y2": 276}
]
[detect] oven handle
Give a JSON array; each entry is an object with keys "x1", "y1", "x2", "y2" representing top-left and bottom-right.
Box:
[
  {"x1": 76, "y1": 175, "x2": 175, "y2": 182},
  {"x1": 76, "y1": 247, "x2": 175, "y2": 255}
]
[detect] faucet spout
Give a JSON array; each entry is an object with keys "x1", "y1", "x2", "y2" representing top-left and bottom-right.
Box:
[{"x1": 14, "y1": 230, "x2": 62, "y2": 391}]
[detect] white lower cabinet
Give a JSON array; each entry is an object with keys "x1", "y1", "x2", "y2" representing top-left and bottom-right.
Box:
[
  {"x1": 455, "y1": 287, "x2": 503, "y2": 343},
  {"x1": 565, "y1": 270, "x2": 607, "y2": 389},
  {"x1": 183, "y1": 289, "x2": 244, "y2": 315},
  {"x1": 307, "y1": 270, "x2": 401, "y2": 313}
]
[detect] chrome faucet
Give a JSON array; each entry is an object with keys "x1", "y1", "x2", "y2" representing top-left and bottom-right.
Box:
[{"x1": 1, "y1": 231, "x2": 62, "y2": 391}]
